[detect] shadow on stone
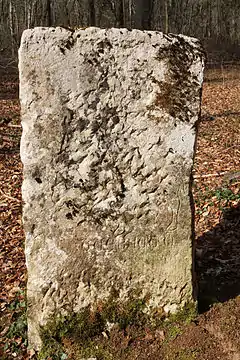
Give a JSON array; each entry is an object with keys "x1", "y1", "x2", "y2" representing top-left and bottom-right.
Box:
[{"x1": 196, "y1": 204, "x2": 240, "y2": 313}]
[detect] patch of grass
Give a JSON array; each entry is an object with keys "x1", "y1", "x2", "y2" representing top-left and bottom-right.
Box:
[
  {"x1": 166, "y1": 325, "x2": 182, "y2": 340},
  {"x1": 4, "y1": 290, "x2": 28, "y2": 355},
  {"x1": 165, "y1": 348, "x2": 199, "y2": 360},
  {"x1": 38, "y1": 339, "x2": 68, "y2": 360},
  {"x1": 73, "y1": 341, "x2": 114, "y2": 360},
  {"x1": 212, "y1": 187, "x2": 240, "y2": 202},
  {"x1": 194, "y1": 183, "x2": 239, "y2": 213},
  {"x1": 6, "y1": 313, "x2": 27, "y2": 339}
]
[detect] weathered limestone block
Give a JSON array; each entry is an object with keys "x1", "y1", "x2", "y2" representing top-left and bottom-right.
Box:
[{"x1": 19, "y1": 27, "x2": 204, "y2": 349}]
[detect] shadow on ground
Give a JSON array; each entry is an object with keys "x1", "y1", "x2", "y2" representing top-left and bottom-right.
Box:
[
  {"x1": 0, "y1": 74, "x2": 19, "y2": 100},
  {"x1": 201, "y1": 111, "x2": 240, "y2": 122},
  {"x1": 196, "y1": 204, "x2": 240, "y2": 312}
]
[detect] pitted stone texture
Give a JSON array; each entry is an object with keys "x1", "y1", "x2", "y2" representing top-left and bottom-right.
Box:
[{"x1": 19, "y1": 27, "x2": 204, "y2": 349}]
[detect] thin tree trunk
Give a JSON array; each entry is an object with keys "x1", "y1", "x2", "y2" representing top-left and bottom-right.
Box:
[
  {"x1": 120, "y1": 0, "x2": 125, "y2": 27},
  {"x1": 89, "y1": 0, "x2": 95, "y2": 26},
  {"x1": 45, "y1": 0, "x2": 52, "y2": 26},
  {"x1": 165, "y1": 0, "x2": 169, "y2": 33},
  {"x1": 9, "y1": 0, "x2": 15, "y2": 56}
]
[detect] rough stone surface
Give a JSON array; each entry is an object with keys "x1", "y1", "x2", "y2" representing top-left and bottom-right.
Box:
[{"x1": 19, "y1": 27, "x2": 205, "y2": 350}]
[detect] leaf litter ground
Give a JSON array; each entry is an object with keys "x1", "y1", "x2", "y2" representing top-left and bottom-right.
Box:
[{"x1": 0, "y1": 67, "x2": 239, "y2": 359}]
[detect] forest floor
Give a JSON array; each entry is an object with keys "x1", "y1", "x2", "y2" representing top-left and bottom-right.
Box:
[{"x1": 0, "y1": 66, "x2": 240, "y2": 360}]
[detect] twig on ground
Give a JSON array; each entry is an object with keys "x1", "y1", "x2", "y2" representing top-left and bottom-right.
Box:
[
  {"x1": 193, "y1": 171, "x2": 231, "y2": 179},
  {"x1": 194, "y1": 170, "x2": 240, "y2": 183},
  {"x1": 7, "y1": 124, "x2": 21, "y2": 128},
  {"x1": 0, "y1": 59, "x2": 17, "y2": 69},
  {"x1": 0, "y1": 188, "x2": 20, "y2": 203}
]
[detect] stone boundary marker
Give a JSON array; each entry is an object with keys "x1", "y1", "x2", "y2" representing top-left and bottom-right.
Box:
[{"x1": 19, "y1": 27, "x2": 205, "y2": 350}]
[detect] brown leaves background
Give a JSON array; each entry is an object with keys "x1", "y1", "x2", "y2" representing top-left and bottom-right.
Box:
[{"x1": 0, "y1": 67, "x2": 239, "y2": 359}]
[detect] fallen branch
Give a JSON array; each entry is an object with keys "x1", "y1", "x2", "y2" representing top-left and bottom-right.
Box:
[
  {"x1": 193, "y1": 171, "x2": 230, "y2": 179},
  {"x1": 193, "y1": 170, "x2": 240, "y2": 181},
  {"x1": 0, "y1": 188, "x2": 20, "y2": 203},
  {"x1": 222, "y1": 144, "x2": 240, "y2": 152},
  {"x1": 0, "y1": 59, "x2": 17, "y2": 69},
  {"x1": 7, "y1": 124, "x2": 21, "y2": 128},
  {"x1": 0, "y1": 147, "x2": 20, "y2": 154}
]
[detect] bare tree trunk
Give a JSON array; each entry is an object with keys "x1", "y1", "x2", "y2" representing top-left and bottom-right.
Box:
[
  {"x1": 9, "y1": 0, "x2": 15, "y2": 57},
  {"x1": 134, "y1": 0, "x2": 154, "y2": 30},
  {"x1": 89, "y1": 0, "x2": 96, "y2": 26},
  {"x1": 165, "y1": 0, "x2": 169, "y2": 32},
  {"x1": 128, "y1": 0, "x2": 132, "y2": 26},
  {"x1": 45, "y1": 0, "x2": 52, "y2": 27},
  {"x1": 120, "y1": 0, "x2": 125, "y2": 27}
]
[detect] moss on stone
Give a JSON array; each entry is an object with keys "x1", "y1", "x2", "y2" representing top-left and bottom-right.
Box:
[
  {"x1": 38, "y1": 297, "x2": 197, "y2": 359},
  {"x1": 167, "y1": 302, "x2": 197, "y2": 325}
]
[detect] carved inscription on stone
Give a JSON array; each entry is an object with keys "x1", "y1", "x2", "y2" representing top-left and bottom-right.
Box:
[{"x1": 19, "y1": 27, "x2": 204, "y2": 349}]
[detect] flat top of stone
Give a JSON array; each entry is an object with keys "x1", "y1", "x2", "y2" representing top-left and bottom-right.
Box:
[{"x1": 19, "y1": 26, "x2": 204, "y2": 126}]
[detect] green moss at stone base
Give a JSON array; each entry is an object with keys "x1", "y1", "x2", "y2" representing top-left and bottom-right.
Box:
[
  {"x1": 167, "y1": 302, "x2": 197, "y2": 325},
  {"x1": 37, "y1": 299, "x2": 197, "y2": 360},
  {"x1": 38, "y1": 291, "x2": 148, "y2": 359}
]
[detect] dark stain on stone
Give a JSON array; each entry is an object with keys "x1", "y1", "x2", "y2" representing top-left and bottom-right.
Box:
[
  {"x1": 96, "y1": 39, "x2": 113, "y2": 54},
  {"x1": 57, "y1": 108, "x2": 75, "y2": 157},
  {"x1": 58, "y1": 33, "x2": 77, "y2": 54},
  {"x1": 150, "y1": 37, "x2": 205, "y2": 122},
  {"x1": 35, "y1": 177, "x2": 42, "y2": 184},
  {"x1": 99, "y1": 78, "x2": 109, "y2": 91},
  {"x1": 65, "y1": 38, "x2": 75, "y2": 50},
  {"x1": 115, "y1": 166, "x2": 126, "y2": 199},
  {"x1": 65, "y1": 201, "x2": 80, "y2": 219},
  {"x1": 87, "y1": 59, "x2": 94, "y2": 65},
  {"x1": 77, "y1": 118, "x2": 89, "y2": 132},
  {"x1": 59, "y1": 47, "x2": 65, "y2": 54},
  {"x1": 91, "y1": 120, "x2": 100, "y2": 133},
  {"x1": 32, "y1": 167, "x2": 43, "y2": 184},
  {"x1": 112, "y1": 115, "x2": 120, "y2": 125}
]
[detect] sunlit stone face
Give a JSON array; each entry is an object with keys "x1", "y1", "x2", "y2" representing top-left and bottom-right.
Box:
[{"x1": 19, "y1": 26, "x2": 205, "y2": 350}]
